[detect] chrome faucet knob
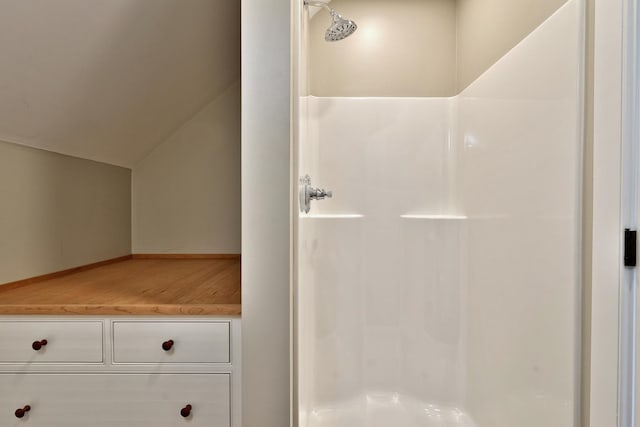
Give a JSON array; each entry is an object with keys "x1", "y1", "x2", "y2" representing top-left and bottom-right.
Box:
[
  {"x1": 299, "y1": 175, "x2": 333, "y2": 213},
  {"x1": 311, "y1": 188, "x2": 332, "y2": 200}
]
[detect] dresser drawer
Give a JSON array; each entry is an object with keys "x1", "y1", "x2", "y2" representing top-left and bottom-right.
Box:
[
  {"x1": 0, "y1": 373, "x2": 230, "y2": 427},
  {"x1": 0, "y1": 322, "x2": 103, "y2": 363},
  {"x1": 112, "y1": 321, "x2": 230, "y2": 363}
]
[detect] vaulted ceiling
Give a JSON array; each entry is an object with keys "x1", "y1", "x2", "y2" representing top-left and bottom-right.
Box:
[{"x1": 0, "y1": 0, "x2": 240, "y2": 168}]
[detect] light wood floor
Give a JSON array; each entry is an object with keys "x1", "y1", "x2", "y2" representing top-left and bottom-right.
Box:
[{"x1": 0, "y1": 258, "x2": 241, "y2": 315}]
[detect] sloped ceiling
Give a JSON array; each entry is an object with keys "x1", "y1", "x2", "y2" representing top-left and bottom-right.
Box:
[{"x1": 0, "y1": 0, "x2": 240, "y2": 168}]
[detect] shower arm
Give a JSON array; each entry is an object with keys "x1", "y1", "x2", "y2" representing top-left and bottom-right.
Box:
[{"x1": 304, "y1": 0, "x2": 332, "y2": 13}]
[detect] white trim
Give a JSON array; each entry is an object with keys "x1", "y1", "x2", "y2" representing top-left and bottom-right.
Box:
[
  {"x1": 590, "y1": 0, "x2": 625, "y2": 425},
  {"x1": 620, "y1": 0, "x2": 640, "y2": 424},
  {"x1": 241, "y1": 0, "x2": 292, "y2": 426}
]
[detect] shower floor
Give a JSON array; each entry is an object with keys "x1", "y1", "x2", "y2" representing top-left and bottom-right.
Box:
[{"x1": 304, "y1": 393, "x2": 477, "y2": 427}]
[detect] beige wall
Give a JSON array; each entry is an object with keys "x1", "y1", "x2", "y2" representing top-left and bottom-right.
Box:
[
  {"x1": 0, "y1": 141, "x2": 131, "y2": 284},
  {"x1": 309, "y1": 0, "x2": 457, "y2": 97},
  {"x1": 132, "y1": 81, "x2": 241, "y2": 254},
  {"x1": 456, "y1": 0, "x2": 567, "y2": 90},
  {"x1": 308, "y1": 0, "x2": 567, "y2": 96},
  {"x1": 0, "y1": 0, "x2": 240, "y2": 168}
]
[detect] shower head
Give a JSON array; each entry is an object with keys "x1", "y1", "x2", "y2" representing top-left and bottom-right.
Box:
[
  {"x1": 325, "y1": 9, "x2": 357, "y2": 41},
  {"x1": 304, "y1": 0, "x2": 358, "y2": 42}
]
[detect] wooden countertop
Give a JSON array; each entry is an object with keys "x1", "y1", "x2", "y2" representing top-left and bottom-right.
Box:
[{"x1": 0, "y1": 258, "x2": 241, "y2": 315}]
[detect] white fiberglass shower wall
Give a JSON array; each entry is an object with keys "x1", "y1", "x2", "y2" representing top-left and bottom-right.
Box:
[{"x1": 294, "y1": 1, "x2": 583, "y2": 426}]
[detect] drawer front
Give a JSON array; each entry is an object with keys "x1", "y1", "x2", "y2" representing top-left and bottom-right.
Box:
[
  {"x1": 0, "y1": 373, "x2": 230, "y2": 427},
  {"x1": 0, "y1": 322, "x2": 103, "y2": 363},
  {"x1": 113, "y1": 321, "x2": 230, "y2": 363}
]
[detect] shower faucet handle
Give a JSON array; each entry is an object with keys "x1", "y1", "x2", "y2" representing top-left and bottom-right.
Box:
[
  {"x1": 299, "y1": 175, "x2": 333, "y2": 213},
  {"x1": 310, "y1": 188, "x2": 333, "y2": 200}
]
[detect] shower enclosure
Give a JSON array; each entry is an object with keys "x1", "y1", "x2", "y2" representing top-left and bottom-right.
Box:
[{"x1": 293, "y1": 1, "x2": 584, "y2": 426}]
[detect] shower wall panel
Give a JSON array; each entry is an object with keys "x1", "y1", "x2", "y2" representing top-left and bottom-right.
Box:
[
  {"x1": 456, "y1": 1, "x2": 581, "y2": 425},
  {"x1": 298, "y1": 97, "x2": 467, "y2": 426}
]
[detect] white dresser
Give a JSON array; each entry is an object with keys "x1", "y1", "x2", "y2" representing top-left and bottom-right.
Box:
[{"x1": 0, "y1": 317, "x2": 241, "y2": 427}]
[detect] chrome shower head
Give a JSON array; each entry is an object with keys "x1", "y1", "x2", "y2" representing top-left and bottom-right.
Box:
[
  {"x1": 325, "y1": 9, "x2": 357, "y2": 41},
  {"x1": 304, "y1": 0, "x2": 357, "y2": 42}
]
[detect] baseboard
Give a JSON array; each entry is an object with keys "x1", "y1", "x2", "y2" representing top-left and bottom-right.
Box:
[
  {"x1": 131, "y1": 254, "x2": 241, "y2": 260},
  {"x1": 0, "y1": 255, "x2": 133, "y2": 289}
]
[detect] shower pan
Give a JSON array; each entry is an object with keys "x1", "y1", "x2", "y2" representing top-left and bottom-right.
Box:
[{"x1": 293, "y1": 1, "x2": 585, "y2": 426}]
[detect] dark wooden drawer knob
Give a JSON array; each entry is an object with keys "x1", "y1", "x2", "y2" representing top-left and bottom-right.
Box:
[
  {"x1": 180, "y1": 404, "x2": 192, "y2": 418},
  {"x1": 32, "y1": 339, "x2": 48, "y2": 351},
  {"x1": 15, "y1": 405, "x2": 31, "y2": 418},
  {"x1": 162, "y1": 339, "x2": 174, "y2": 351}
]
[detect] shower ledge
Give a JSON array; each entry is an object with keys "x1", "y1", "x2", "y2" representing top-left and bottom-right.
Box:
[
  {"x1": 300, "y1": 214, "x2": 364, "y2": 219},
  {"x1": 400, "y1": 214, "x2": 467, "y2": 220}
]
